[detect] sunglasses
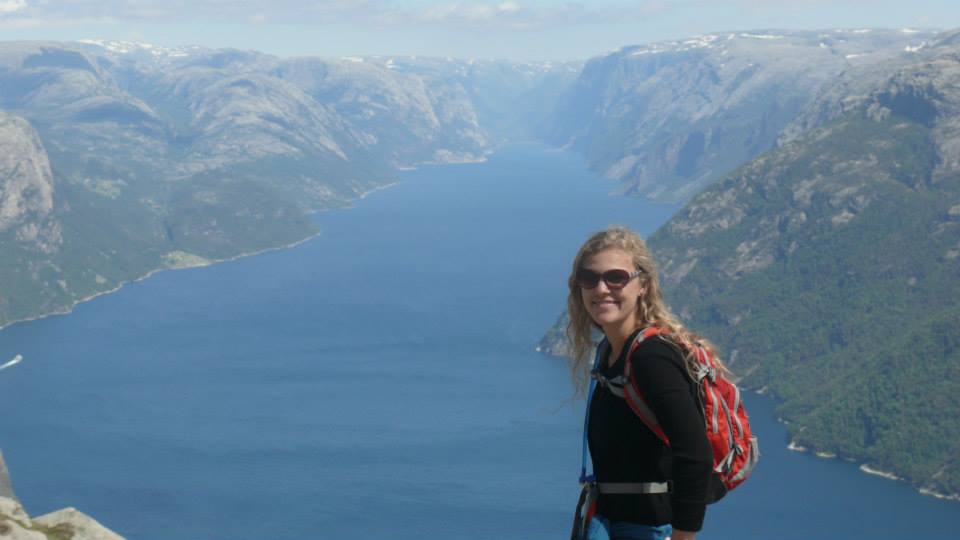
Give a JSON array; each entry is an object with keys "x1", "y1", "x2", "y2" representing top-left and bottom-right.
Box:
[{"x1": 576, "y1": 268, "x2": 643, "y2": 290}]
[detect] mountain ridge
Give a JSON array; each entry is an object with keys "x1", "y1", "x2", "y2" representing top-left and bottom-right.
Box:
[
  {"x1": 0, "y1": 39, "x2": 577, "y2": 329},
  {"x1": 544, "y1": 28, "x2": 938, "y2": 202}
]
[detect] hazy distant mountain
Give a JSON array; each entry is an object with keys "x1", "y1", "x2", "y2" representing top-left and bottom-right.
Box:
[
  {"x1": 356, "y1": 56, "x2": 582, "y2": 146},
  {"x1": 541, "y1": 28, "x2": 960, "y2": 498},
  {"x1": 545, "y1": 29, "x2": 938, "y2": 201},
  {"x1": 0, "y1": 40, "x2": 574, "y2": 327}
]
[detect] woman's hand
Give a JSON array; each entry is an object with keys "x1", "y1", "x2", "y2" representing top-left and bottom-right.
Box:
[{"x1": 670, "y1": 529, "x2": 696, "y2": 540}]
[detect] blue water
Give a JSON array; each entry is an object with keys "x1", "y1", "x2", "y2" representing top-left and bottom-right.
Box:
[{"x1": 0, "y1": 144, "x2": 955, "y2": 539}]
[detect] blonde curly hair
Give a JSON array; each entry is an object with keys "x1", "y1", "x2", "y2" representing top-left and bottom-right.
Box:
[{"x1": 566, "y1": 226, "x2": 726, "y2": 392}]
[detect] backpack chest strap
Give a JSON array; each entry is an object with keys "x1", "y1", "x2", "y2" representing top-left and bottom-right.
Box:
[
  {"x1": 591, "y1": 371, "x2": 627, "y2": 398},
  {"x1": 596, "y1": 481, "x2": 671, "y2": 495}
]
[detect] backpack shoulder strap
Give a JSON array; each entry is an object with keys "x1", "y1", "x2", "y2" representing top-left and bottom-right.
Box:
[{"x1": 621, "y1": 327, "x2": 671, "y2": 446}]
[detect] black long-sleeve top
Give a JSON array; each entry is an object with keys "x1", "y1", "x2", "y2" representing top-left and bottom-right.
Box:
[{"x1": 588, "y1": 331, "x2": 713, "y2": 532}]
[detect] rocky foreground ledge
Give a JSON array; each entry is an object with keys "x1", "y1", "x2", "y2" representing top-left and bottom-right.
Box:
[
  {"x1": 0, "y1": 451, "x2": 123, "y2": 540},
  {"x1": 0, "y1": 497, "x2": 123, "y2": 540}
]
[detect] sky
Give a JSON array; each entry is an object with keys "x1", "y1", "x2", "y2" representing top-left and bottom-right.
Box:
[{"x1": 0, "y1": 0, "x2": 958, "y2": 61}]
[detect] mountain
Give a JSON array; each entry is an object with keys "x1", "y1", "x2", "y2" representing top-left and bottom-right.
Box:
[
  {"x1": 356, "y1": 56, "x2": 582, "y2": 145},
  {"x1": 545, "y1": 29, "x2": 937, "y2": 201},
  {"x1": 0, "y1": 40, "x2": 573, "y2": 328},
  {"x1": 6, "y1": 31, "x2": 931, "y2": 329},
  {"x1": 649, "y1": 31, "x2": 960, "y2": 497},
  {"x1": 542, "y1": 29, "x2": 960, "y2": 498},
  {"x1": 0, "y1": 43, "x2": 317, "y2": 325}
]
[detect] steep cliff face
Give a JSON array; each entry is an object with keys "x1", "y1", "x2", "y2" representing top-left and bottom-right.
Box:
[
  {"x1": 0, "y1": 111, "x2": 68, "y2": 321},
  {"x1": 271, "y1": 56, "x2": 491, "y2": 168},
  {"x1": 646, "y1": 37, "x2": 960, "y2": 497},
  {"x1": 354, "y1": 56, "x2": 582, "y2": 150},
  {"x1": 546, "y1": 29, "x2": 937, "y2": 202},
  {"x1": 0, "y1": 111, "x2": 55, "y2": 238},
  {"x1": 273, "y1": 58, "x2": 450, "y2": 164}
]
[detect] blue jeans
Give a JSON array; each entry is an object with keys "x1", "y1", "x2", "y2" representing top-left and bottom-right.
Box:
[{"x1": 587, "y1": 514, "x2": 672, "y2": 540}]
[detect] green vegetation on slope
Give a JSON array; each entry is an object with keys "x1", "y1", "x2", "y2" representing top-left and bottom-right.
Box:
[{"x1": 647, "y1": 111, "x2": 960, "y2": 495}]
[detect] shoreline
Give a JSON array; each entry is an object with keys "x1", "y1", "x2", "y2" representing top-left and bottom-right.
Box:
[
  {"x1": 395, "y1": 151, "x2": 491, "y2": 171},
  {"x1": 0, "y1": 232, "x2": 321, "y2": 334},
  {"x1": 859, "y1": 464, "x2": 901, "y2": 481},
  {"x1": 357, "y1": 181, "x2": 399, "y2": 199},
  {"x1": 0, "y1": 178, "x2": 404, "y2": 335},
  {"x1": 786, "y1": 440, "x2": 807, "y2": 452},
  {"x1": 771, "y1": 397, "x2": 960, "y2": 502}
]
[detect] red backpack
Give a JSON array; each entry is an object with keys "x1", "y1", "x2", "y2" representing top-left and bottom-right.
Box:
[{"x1": 598, "y1": 326, "x2": 759, "y2": 499}]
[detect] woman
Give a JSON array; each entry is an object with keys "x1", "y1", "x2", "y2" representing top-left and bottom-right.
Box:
[{"x1": 567, "y1": 226, "x2": 717, "y2": 540}]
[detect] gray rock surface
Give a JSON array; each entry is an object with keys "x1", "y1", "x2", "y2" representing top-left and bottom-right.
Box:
[
  {"x1": 545, "y1": 29, "x2": 938, "y2": 202},
  {"x1": 34, "y1": 508, "x2": 125, "y2": 540},
  {"x1": 0, "y1": 520, "x2": 47, "y2": 540},
  {"x1": 0, "y1": 111, "x2": 55, "y2": 237},
  {"x1": 0, "y1": 496, "x2": 123, "y2": 540},
  {"x1": 0, "y1": 451, "x2": 15, "y2": 501},
  {"x1": 0, "y1": 496, "x2": 29, "y2": 523}
]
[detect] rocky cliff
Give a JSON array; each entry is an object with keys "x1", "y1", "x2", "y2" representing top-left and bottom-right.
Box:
[
  {"x1": 544, "y1": 29, "x2": 937, "y2": 202},
  {"x1": 0, "y1": 110, "x2": 68, "y2": 321},
  {"x1": 0, "y1": 497, "x2": 123, "y2": 540}
]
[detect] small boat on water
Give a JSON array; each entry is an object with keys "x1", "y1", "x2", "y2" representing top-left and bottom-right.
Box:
[{"x1": 0, "y1": 354, "x2": 22, "y2": 371}]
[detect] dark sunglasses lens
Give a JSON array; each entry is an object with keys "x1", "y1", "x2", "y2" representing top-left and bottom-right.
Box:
[
  {"x1": 578, "y1": 269, "x2": 634, "y2": 289},
  {"x1": 577, "y1": 269, "x2": 601, "y2": 288},
  {"x1": 603, "y1": 270, "x2": 631, "y2": 288}
]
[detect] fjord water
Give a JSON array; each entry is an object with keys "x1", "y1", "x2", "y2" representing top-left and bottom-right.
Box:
[{"x1": 0, "y1": 145, "x2": 955, "y2": 539}]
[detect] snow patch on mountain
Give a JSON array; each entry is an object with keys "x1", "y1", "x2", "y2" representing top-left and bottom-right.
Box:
[{"x1": 78, "y1": 39, "x2": 200, "y2": 59}]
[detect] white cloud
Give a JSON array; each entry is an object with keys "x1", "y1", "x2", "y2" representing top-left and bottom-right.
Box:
[
  {"x1": 0, "y1": 1, "x2": 675, "y2": 30},
  {"x1": 423, "y1": 2, "x2": 526, "y2": 23},
  {"x1": 499, "y1": 2, "x2": 520, "y2": 14},
  {"x1": 0, "y1": 0, "x2": 27, "y2": 15},
  {"x1": 414, "y1": 1, "x2": 674, "y2": 31}
]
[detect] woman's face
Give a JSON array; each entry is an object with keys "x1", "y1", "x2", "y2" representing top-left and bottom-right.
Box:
[{"x1": 578, "y1": 248, "x2": 645, "y2": 338}]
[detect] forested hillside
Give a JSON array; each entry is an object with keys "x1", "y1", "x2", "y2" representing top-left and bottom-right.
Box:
[
  {"x1": 542, "y1": 29, "x2": 960, "y2": 498},
  {"x1": 648, "y1": 33, "x2": 960, "y2": 496}
]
